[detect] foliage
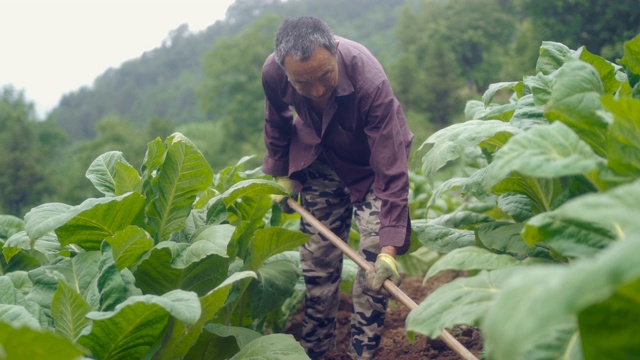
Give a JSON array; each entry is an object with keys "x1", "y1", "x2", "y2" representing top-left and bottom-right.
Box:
[
  {"x1": 0, "y1": 132, "x2": 310, "y2": 358},
  {"x1": 0, "y1": 87, "x2": 67, "y2": 216},
  {"x1": 197, "y1": 13, "x2": 281, "y2": 171},
  {"x1": 515, "y1": 0, "x2": 640, "y2": 61},
  {"x1": 393, "y1": 0, "x2": 515, "y2": 129},
  {"x1": 406, "y1": 35, "x2": 640, "y2": 359}
]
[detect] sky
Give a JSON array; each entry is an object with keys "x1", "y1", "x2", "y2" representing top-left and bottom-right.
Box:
[{"x1": 0, "y1": 0, "x2": 236, "y2": 118}]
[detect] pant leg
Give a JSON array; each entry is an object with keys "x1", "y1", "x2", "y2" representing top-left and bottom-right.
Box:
[
  {"x1": 298, "y1": 157, "x2": 353, "y2": 359},
  {"x1": 349, "y1": 187, "x2": 388, "y2": 359}
]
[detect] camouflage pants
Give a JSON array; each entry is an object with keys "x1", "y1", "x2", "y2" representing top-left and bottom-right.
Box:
[{"x1": 297, "y1": 156, "x2": 388, "y2": 360}]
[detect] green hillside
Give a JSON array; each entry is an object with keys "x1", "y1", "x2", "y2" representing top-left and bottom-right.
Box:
[{"x1": 50, "y1": 0, "x2": 408, "y2": 141}]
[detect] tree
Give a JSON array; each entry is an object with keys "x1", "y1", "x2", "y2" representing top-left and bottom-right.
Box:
[
  {"x1": 0, "y1": 87, "x2": 56, "y2": 216},
  {"x1": 515, "y1": 0, "x2": 640, "y2": 60},
  {"x1": 51, "y1": 116, "x2": 150, "y2": 204},
  {"x1": 197, "y1": 13, "x2": 282, "y2": 170}
]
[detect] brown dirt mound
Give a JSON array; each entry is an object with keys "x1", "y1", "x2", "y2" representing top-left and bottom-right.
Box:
[{"x1": 283, "y1": 271, "x2": 484, "y2": 359}]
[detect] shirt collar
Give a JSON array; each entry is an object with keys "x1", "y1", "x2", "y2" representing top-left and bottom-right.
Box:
[{"x1": 335, "y1": 41, "x2": 354, "y2": 97}]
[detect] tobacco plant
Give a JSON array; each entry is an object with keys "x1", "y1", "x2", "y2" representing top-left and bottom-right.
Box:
[{"x1": 407, "y1": 35, "x2": 640, "y2": 359}]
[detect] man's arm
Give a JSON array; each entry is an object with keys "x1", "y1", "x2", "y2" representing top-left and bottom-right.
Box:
[
  {"x1": 261, "y1": 57, "x2": 293, "y2": 177},
  {"x1": 362, "y1": 79, "x2": 414, "y2": 255}
]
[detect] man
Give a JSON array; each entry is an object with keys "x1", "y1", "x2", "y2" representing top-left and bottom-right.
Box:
[{"x1": 261, "y1": 16, "x2": 413, "y2": 359}]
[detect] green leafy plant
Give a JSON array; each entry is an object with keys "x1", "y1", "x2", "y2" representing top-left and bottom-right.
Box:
[
  {"x1": 0, "y1": 133, "x2": 309, "y2": 359},
  {"x1": 407, "y1": 35, "x2": 640, "y2": 360}
]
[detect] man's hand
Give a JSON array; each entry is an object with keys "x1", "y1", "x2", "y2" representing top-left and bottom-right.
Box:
[
  {"x1": 366, "y1": 253, "x2": 401, "y2": 297},
  {"x1": 270, "y1": 176, "x2": 297, "y2": 214}
]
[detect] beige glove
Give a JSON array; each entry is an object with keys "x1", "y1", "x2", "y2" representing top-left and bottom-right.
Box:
[
  {"x1": 270, "y1": 176, "x2": 296, "y2": 214},
  {"x1": 366, "y1": 253, "x2": 401, "y2": 297}
]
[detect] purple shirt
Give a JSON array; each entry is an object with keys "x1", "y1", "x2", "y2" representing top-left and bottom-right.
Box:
[{"x1": 261, "y1": 36, "x2": 414, "y2": 251}]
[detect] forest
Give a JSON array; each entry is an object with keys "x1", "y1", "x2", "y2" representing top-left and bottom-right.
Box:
[{"x1": 1, "y1": 0, "x2": 638, "y2": 216}]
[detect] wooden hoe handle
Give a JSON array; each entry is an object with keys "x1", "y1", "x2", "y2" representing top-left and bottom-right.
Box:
[{"x1": 287, "y1": 199, "x2": 478, "y2": 360}]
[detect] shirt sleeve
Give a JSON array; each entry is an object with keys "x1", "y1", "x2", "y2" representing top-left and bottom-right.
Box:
[
  {"x1": 362, "y1": 79, "x2": 414, "y2": 251},
  {"x1": 261, "y1": 58, "x2": 293, "y2": 177}
]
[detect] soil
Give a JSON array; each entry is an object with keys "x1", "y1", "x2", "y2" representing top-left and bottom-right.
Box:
[{"x1": 283, "y1": 271, "x2": 484, "y2": 360}]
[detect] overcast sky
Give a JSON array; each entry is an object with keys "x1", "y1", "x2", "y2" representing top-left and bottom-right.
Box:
[{"x1": 0, "y1": 0, "x2": 236, "y2": 117}]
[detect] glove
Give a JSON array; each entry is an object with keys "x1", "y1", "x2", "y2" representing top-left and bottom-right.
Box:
[
  {"x1": 366, "y1": 253, "x2": 401, "y2": 297},
  {"x1": 270, "y1": 176, "x2": 297, "y2": 214}
]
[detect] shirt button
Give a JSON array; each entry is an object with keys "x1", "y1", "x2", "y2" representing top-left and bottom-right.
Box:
[{"x1": 301, "y1": 162, "x2": 305, "y2": 166}]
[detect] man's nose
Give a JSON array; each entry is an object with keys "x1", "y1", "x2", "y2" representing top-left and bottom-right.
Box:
[{"x1": 311, "y1": 85, "x2": 324, "y2": 98}]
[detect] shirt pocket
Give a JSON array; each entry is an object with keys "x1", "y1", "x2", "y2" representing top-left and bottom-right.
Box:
[{"x1": 327, "y1": 121, "x2": 370, "y2": 165}]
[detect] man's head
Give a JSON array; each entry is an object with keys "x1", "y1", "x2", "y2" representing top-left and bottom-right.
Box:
[{"x1": 274, "y1": 17, "x2": 339, "y2": 102}]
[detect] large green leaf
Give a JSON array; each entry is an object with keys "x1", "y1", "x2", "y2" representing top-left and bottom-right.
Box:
[
  {"x1": 186, "y1": 323, "x2": 262, "y2": 359},
  {"x1": 85, "y1": 151, "x2": 138, "y2": 196},
  {"x1": 536, "y1": 41, "x2": 574, "y2": 75},
  {"x1": 27, "y1": 250, "x2": 131, "y2": 312},
  {"x1": 146, "y1": 133, "x2": 214, "y2": 242},
  {"x1": 78, "y1": 290, "x2": 200, "y2": 360},
  {"x1": 424, "y1": 247, "x2": 521, "y2": 281},
  {"x1": 492, "y1": 173, "x2": 562, "y2": 214},
  {"x1": 230, "y1": 333, "x2": 309, "y2": 360},
  {"x1": 473, "y1": 103, "x2": 515, "y2": 121},
  {"x1": 419, "y1": 120, "x2": 521, "y2": 179},
  {"x1": 0, "y1": 304, "x2": 41, "y2": 330},
  {"x1": 218, "y1": 178, "x2": 285, "y2": 208},
  {"x1": 525, "y1": 179, "x2": 640, "y2": 247},
  {"x1": 0, "y1": 322, "x2": 84, "y2": 360},
  {"x1": 56, "y1": 192, "x2": 146, "y2": 250},
  {"x1": 152, "y1": 271, "x2": 256, "y2": 360},
  {"x1": 577, "y1": 47, "x2": 627, "y2": 95},
  {"x1": 482, "y1": 81, "x2": 525, "y2": 106},
  {"x1": 246, "y1": 227, "x2": 309, "y2": 272},
  {"x1": 115, "y1": 161, "x2": 143, "y2": 195},
  {"x1": 406, "y1": 269, "x2": 513, "y2": 339},
  {"x1": 6, "y1": 271, "x2": 32, "y2": 296},
  {"x1": 618, "y1": 35, "x2": 640, "y2": 89},
  {"x1": 604, "y1": 95, "x2": 640, "y2": 177},
  {"x1": 476, "y1": 221, "x2": 553, "y2": 260},
  {"x1": 486, "y1": 121, "x2": 604, "y2": 189},
  {"x1": 0, "y1": 275, "x2": 47, "y2": 329},
  {"x1": 412, "y1": 221, "x2": 475, "y2": 253},
  {"x1": 523, "y1": 211, "x2": 617, "y2": 258},
  {"x1": 105, "y1": 225, "x2": 154, "y2": 270},
  {"x1": 23, "y1": 202, "x2": 73, "y2": 240},
  {"x1": 133, "y1": 242, "x2": 231, "y2": 296},
  {"x1": 523, "y1": 72, "x2": 555, "y2": 106},
  {"x1": 496, "y1": 193, "x2": 533, "y2": 222},
  {"x1": 579, "y1": 279, "x2": 640, "y2": 360},
  {"x1": 509, "y1": 94, "x2": 548, "y2": 130},
  {"x1": 482, "y1": 236, "x2": 640, "y2": 360},
  {"x1": 248, "y1": 253, "x2": 301, "y2": 319},
  {"x1": 175, "y1": 224, "x2": 235, "y2": 265},
  {"x1": 544, "y1": 58, "x2": 608, "y2": 155},
  {"x1": 3, "y1": 231, "x2": 60, "y2": 263},
  {"x1": 140, "y1": 137, "x2": 167, "y2": 200},
  {"x1": 464, "y1": 100, "x2": 485, "y2": 120},
  {"x1": 0, "y1": 214, "x2": 24, "y2": 240},
  {"x1": 51, "y1": 280, "x2": 91, "y2": 342},
  {"x1": 27, "y1": 252, "x2": 100, "y2": 310},
  {"x1": 429, "y1": 211, "x2": 493, "y2": 229}
]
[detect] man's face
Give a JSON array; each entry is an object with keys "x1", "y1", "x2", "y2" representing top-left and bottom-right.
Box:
[{"x1": 283, "y1": 46, "x2": 339, "y2": 103}]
